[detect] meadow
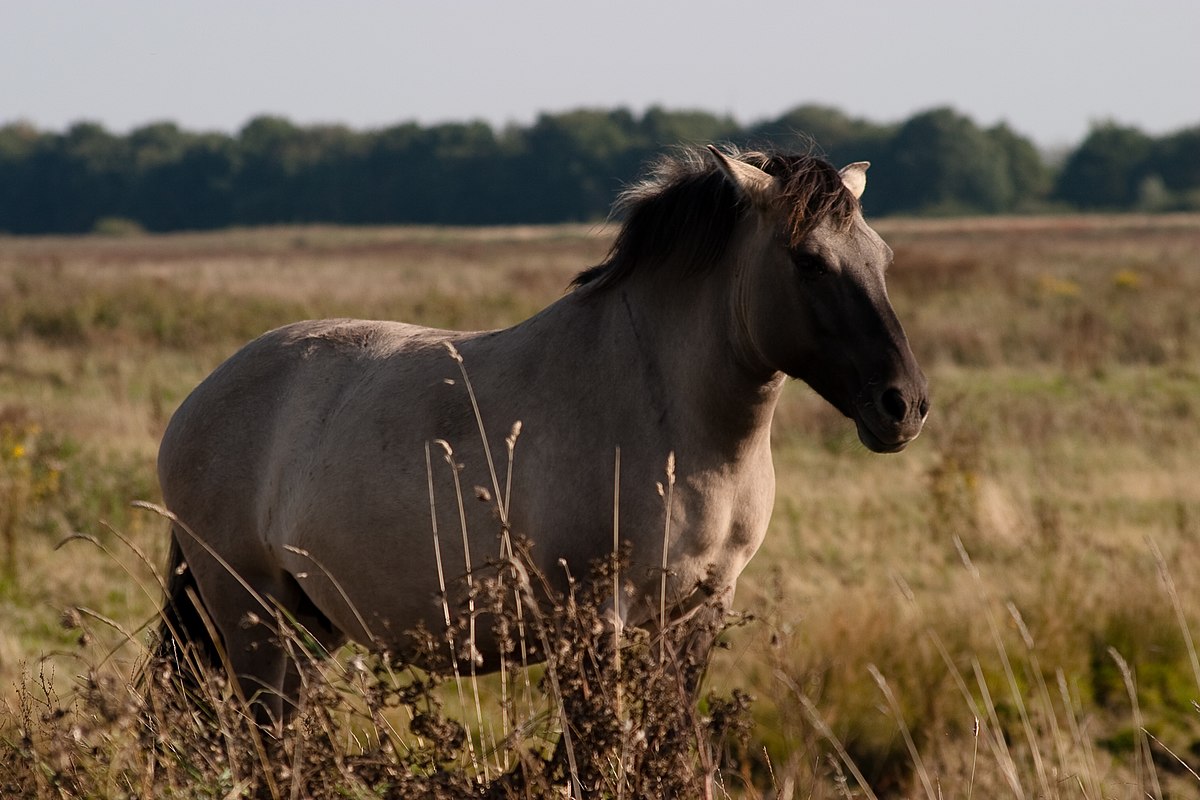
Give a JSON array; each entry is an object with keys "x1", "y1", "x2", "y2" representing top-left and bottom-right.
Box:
[{"x1": 1, "y1": 215, "x2": 1199, "y2": 797}]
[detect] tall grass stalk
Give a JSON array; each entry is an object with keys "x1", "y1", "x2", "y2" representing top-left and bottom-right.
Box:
[
  {"x1": 659, "y1": 451, "x2": 675, "y2": 653},
  {"x1": 612, "y1": 445, "x2": 623, "y2": 725},
  {"x1": 867, "y1": 664, "x2": 937, "y2": 800},
  {"x1": 425, "y1": 439, "x2": 480, "y2": 778},
  {"x1": 780, "y1": 681, "x2": 880, "y2": 800},
  {"x1": 1149, "y1": 537, "x2": 1200, "y2": 691},
  {"x1": 1109, "y1": 647, "x2": 1163, "y2": 799},
  {"x1": 954, "y1": 535, "x2": 1051, "y2": 796}
]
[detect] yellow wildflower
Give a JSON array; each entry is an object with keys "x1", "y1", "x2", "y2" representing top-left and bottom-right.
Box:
[
  {"x1": 1037, "y1": 274, "x2": 1081, "y2": 298},
  {"x1": 1112, "y1": 269, "x2": 1141, "y2": 290}
]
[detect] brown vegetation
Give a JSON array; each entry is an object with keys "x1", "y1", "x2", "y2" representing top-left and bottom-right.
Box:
[{"x1": 1, "y1": 216, "x2": 1199, "y2": 796}]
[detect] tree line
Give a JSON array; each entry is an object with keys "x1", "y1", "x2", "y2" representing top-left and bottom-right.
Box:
[{"x1": 1, "y1": 105, "x2": 1197, "y2": 234}]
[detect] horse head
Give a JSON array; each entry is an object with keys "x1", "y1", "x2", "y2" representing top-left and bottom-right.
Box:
[{"x1": 710, "y1": 146, "x2": 929, "y2": 452}]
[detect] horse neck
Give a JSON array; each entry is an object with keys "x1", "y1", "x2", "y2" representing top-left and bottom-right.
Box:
[{"x1": 591, "y1": 266, "x2": 785, "y2": 460}]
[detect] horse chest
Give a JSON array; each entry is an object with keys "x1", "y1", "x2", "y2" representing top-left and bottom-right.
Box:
[
  {"x1": 681, "y1": 476, "x2": 771, "y2": 566},
  {"x1": 614, "y1": 464, "x2": 772, "y2": 616}
]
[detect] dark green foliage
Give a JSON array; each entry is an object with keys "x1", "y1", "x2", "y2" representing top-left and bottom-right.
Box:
[
  {"x1": 1050, "y1": 121, "x2": 1200, "y2": 212},
  {"x1": 987, "y1": 122, "x2": 1053, "y2": 210},
  {"x1": 1054, "y1": 123, "x2": 1155, "y2": 210},
  {"x1": 871, "y1": 108, "x2": 1015, "y2": 215},
  {"x1": 1141, "y1": 125, "x2": 1200, "y2": 210},
  {"x1": 1, "y1": 106, "x2": 1197, "y2": 233},
  {"x1": 744, "y1": 104, "x2": 895, "y2": 168}
]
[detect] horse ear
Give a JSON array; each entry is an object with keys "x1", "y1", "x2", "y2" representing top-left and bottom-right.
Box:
[
  {"x1": 839, "y1": 162, "x2": 870, "y2": 200},
  {"x1": 706, "y1": 145, "x2": 773, "y2": 204}
]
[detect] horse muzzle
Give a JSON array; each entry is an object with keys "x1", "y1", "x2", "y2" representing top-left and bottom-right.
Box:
[{"x1": 854, "y1": 384, "x2": 930, "y2": 454}]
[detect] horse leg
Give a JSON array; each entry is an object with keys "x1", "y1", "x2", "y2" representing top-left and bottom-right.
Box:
[
  {"x1": 668, "y1": 590, "x2": 731, "y2": 701},
  {"x1": 277, "y1": 575, "x2": 348, "y2": 723},
  {"x1": 221, "y1": 576, "x2": 306, "y2": 732},
  {"x1": 182, "y1": 557, "x2": 304, "y2": 732}
]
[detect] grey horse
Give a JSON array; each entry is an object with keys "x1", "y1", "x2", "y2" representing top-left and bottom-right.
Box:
[{"x1": 155, "y1": 145, "x2": 928, "y2": 723}]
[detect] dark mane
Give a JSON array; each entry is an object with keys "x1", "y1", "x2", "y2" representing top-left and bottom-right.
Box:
[{"x1": 572, "y1": 146, "x2": 860, "y2": 291}]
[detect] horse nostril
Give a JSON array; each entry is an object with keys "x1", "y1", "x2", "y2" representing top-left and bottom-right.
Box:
[
  {"x1": 918, "y1": 397, "x2": 930, "y2": 419},
  {"x1": 880, "y1": 387, "x2": 908, "y2": 422}
]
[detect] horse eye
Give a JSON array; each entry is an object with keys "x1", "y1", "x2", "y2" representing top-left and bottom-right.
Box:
[{"x1": 789, "y1": 251, "x2": 827, "y2": 276}]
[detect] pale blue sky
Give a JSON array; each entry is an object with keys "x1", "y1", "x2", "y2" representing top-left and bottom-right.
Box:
[{"x1": 3, "y1": 0, "x2": 1197, "y2": 147}]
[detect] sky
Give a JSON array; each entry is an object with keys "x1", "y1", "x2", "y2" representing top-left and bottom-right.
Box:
[{"x1": 2, "y1": 0, "x2": 1197, "y2": 149}]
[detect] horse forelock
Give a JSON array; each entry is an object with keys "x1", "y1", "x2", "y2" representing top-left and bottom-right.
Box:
[
  {"x1": 754, "y1": 151, "x2": 861, "y2": 247},
  {"x1": 572, "y1": 146, "x2": 859, "y2": 291}
]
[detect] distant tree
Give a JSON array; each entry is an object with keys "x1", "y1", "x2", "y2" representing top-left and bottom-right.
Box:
[
  {"x1": 294, "y1": 124, "x2": 370, "y2": 222},
  {"x1": 874, "y1": 108, "x2": 1012, "y2": 215},
  {"x1": 21, "y1": 122, "x2": 132, "y2": 232},
  {"x1": 128, "y1": 122, "x2": 192, "y2": 170},
  {"x1": 746, "y1": 104, "x2": 894, "y2": 164},
  {"x1": 0, "y1": 121, "x2": 39, "y2": 161},
  {"x1": 132, "y1": 134, "x2": 238, "y2": 231},
  {"x1": 359, "y1": 122, "x2": 424, "y2": 223},
  {"x1": 1142, "y1": 125, "x2": 1200, "y2": 209},
  {"x1": 350, "y1": 120, "x2": 511, "y2": 224},
  {"x1": 413, "y1": 122, "x2": 505, "y2": 223},
  {"x1": 520, "y1": 109, "x2": 643, "y2": 221},
  {"x1": 987, "y1": 123, "x2": 1052, "y2": 209},
  {"x1": 124, "y1": 122, "x2": 219, "y2": 231},
  {"x1": 638, "y1": 107, "x2": 740, "y2": 148},
  {"x1": 10, "y1": 106, "x2": 1198, "y2": 231},
  {"x1": 0, "y1": 123, "x2": 42, "y2": 233},
  {"x1": 1054, "y1": 122, "x2": 1153, "y2": 209},
  {"x1": 233, "y1": 116, "x2": 297, "y2": 223}
]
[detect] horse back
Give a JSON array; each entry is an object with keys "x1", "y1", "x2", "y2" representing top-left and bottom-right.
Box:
[{"x1": 157, "y1": 319, "x2": 441, "y2": 542}]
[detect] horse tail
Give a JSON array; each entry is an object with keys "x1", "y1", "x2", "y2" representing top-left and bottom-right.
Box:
[{"x1": 153, "y1": 529, "x2": 221, "y2": 675}]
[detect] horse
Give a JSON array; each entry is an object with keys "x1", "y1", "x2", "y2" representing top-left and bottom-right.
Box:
[{"x1": 155, "y1": 145, "x2": 928, "y2": 724}]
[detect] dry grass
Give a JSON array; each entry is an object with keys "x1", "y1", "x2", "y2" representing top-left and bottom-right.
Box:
[
  {"x1": 3, "y1": 528, "x2": 750, "y2": 798},
  {"x1": 2, "y1": 216, "x2": 1200, "y2": 796}
]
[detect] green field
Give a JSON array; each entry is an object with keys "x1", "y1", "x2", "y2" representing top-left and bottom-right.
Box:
[{"x1": 2, "y1": 216, "x2": 1199, "y2": 797}]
